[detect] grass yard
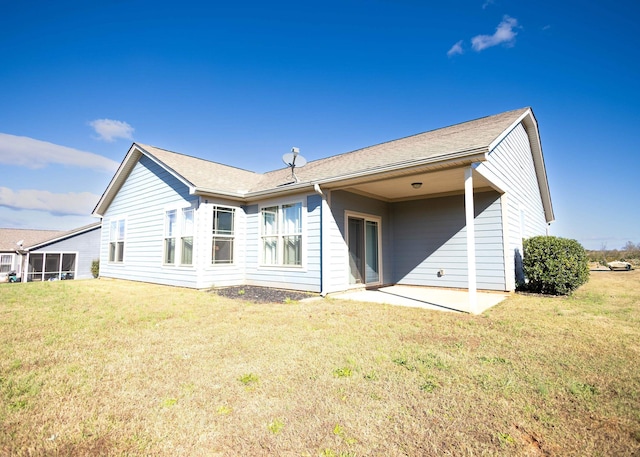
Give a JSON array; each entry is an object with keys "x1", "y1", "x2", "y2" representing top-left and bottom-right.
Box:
[{"x1": 1, "y1": 272, "x2": 639, "y2": 456}]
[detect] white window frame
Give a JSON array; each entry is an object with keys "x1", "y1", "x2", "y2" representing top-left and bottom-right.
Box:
[
  {"x1": 259, "y1": 200, "x2": 305, "y2": 268},
  {"x1": 0, "y1": 254, "x2": 14, "y2": 273},
  {"x1": 181, "y1": 207, "x2": 195, "y2": 266},
  {"x1": 212, "y1": 205, "x2": 235, "y2": 265},
  {"x1": 163, "y1": 204, "x2": 196, "y2": 267},
  {"x1": 109, "y1": 218, "x2": 126, "y2": 263}
]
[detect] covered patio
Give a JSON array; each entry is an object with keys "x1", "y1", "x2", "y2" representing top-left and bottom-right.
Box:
[
  {"x1": 329, "y1": 285, "x2": 509, "y2": 314},
  {"x1": 323, "y1": 161, "x2": 502, "y2": 314}
]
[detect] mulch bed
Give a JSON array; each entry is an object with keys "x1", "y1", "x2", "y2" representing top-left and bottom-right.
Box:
[{"x1": 211, "y1": 285, "x2": 317, "y2": 304}]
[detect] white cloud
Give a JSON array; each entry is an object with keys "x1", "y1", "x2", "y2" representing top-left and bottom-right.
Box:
[
  {"x1": 0, "y1": 133, "x2": 119, "y2": 173},
  {"x1": 447, "y1": 40, "x2": 464, "y2": 57},
  {"x1": 482, "y1": 0, "x2": 495, "y2": 9},
  {"x1": 89, "y1": 119, "x2": 134, "y2": 142},
  {"x1": 0, "y1": 187, "x2": 100, "y2": 217},
  {"x1": 471, "y1": 15, "x2": 519, "y2": 51}
]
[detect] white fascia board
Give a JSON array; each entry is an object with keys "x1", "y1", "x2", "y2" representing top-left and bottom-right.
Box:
[
  {"x1": 192, "y1": 187, "x2": 248, "y2": 201},
  {"x1": 488, "y1": 109, "x2": 554, "y2": 223},
  {"x1": 243, "y1": 182, "x2": 316, "y2": 202},
  {"x1": 308, "y1": 148, "x2": 488, "y2": 189},
  {"x1": 92, "y1": 144, "x2": 141, "y2": 217},
  {"x1": 488, "y1": 108, "x2": 533, "y2": 152},
  {"x1": 93, "y1": 143, "x2": 198, "y2": 217}
]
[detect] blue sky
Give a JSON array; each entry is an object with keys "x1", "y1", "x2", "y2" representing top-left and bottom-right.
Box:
[{"x1": 1, "y1": 0, "x2": 638, "y2": 250}]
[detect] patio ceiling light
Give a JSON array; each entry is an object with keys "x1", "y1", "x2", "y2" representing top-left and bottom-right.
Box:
[{"x1": 411, "y1": 182, "x2": 422, "y2": 189}]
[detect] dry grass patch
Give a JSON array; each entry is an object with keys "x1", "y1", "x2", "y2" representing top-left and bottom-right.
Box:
[{"x1": 1, "y1": 273, "x2": 639, "y2": 456}]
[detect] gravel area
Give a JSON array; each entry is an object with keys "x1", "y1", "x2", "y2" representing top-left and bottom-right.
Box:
[{"x1": 211, "y1": 285, "x2": 317, "y2": 304}]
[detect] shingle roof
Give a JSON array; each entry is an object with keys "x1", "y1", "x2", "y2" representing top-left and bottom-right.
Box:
[
  {"x1": 0, "y1": 228, "x2": 65, "y2": 252},
  {"x1": 24, "y1": 222, "x2": 101, "y2": 250},
  {"x1": 251, "y1": 107, "x2": 530, "y2": 191},
  {"x1": 138, "y1": 144, "x2": 262, "y2": 193},
  {"x1": 95, "y1": 106, "x2": 539, "y2": 214},
  {"x1": 0, "y1": 222, "x2": 103, "y2": 252},
  {"x1": 138, "y1": 107, "x2": 530, "y2": 194}
]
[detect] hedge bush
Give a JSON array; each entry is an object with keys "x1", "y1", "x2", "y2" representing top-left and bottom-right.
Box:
[
  {"x1": 91, "y1": 259, "x2": 100, "y2": 279},
  {"x1": 522, "y1": 236, "x2": 589, "y2": 295}
]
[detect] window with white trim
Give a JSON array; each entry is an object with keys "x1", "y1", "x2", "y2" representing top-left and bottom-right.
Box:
[
  {"x1": 181, "y1": 207, "x2": 194, "y2": 265},
  {"x1": 261, "y1": 202, "x2": 302, "y2": 266},
  {"x1": 212, "y1": 206, "x2": 234, "y2": 264},
  {"x1": 1, "y1": 254, "x2": 13, "y2": 273},
  {"x1": 164, "y1": 209, "x2": 178, "y2": 264},
  {"x1": 109, "y1": 219, "x2": 125, "y2": 263},
  {"x1": 164, "y1": 207, "x2": 195, "y2": 266}
]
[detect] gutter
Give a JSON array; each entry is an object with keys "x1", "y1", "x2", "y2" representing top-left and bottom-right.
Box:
[
  {"x1": 309, "y1": 147, "x2": 488, "y2": 188},
  {"x1": 238, "y1": 147, "x2": 489, "y2": 201}
]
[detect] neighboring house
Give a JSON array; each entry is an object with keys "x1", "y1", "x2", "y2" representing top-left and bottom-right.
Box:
[
  {"x1": 0, "y1": 223, "x2": 101, "y2": 282},
  {"x1": 93, "y1": 107, "x2": 554, "y2": 311},
  {"x1": 0, "y1": 228, "x2": 63, "y2": 282}
]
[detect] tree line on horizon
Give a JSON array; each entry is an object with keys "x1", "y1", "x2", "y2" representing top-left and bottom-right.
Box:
[{"x1": 586, "y1": 241, "x2": 640, "y2": 265}]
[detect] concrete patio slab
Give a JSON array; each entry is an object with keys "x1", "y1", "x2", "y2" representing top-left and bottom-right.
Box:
[{"x1": 329, "y1": 285, "x2": 509, "y2": 314}]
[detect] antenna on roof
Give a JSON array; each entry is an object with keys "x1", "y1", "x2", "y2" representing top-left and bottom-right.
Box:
[{"x1": 282, "y1": 147, "x2": 307, "y2": 183}]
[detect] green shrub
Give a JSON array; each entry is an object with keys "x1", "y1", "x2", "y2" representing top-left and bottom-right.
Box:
[
  {"x1": 521, "y1": 236, "x2": 589, "y2": 295},
  {"x1": 91, "y1": 259, "x2": 100, "y2": 278}
]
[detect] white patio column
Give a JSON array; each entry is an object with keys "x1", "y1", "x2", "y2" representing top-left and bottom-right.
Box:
[{"x1": 465, "y1": 166, "x2": 478, "y2": 314}]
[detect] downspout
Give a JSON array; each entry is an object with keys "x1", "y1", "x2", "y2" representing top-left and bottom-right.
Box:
[{"x1": 314, "y1": 183, "x2": 327, "y2": 297}]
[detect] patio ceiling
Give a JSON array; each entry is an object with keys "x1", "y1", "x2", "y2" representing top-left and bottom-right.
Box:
[{"x1": 331, "y1": 166, "x2": 496, "y2": 202}]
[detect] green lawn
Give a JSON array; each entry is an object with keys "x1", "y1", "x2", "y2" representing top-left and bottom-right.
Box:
[{"x1": 1, "y1": 272, "x2": 639, "y2": 456}]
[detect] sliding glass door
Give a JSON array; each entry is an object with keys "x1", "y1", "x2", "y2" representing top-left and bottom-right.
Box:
[{"x1": 347, "y1": 214, "x2": 381, "y2": 285}]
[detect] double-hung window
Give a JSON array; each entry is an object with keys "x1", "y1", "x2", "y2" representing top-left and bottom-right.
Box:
[
  {"x1": 109, "y1": 219, "x2": 125, "y2": 263},
  {"x1": 0, "y1": 254, "x2": 13, "y2": 273},
  {"x1": 164, "y1": 210, "x2": 178, "y2": 264},
  {"x1": 212, "y1": 206, "x2": 234, "y2": 264},
  {"x1": 181, "y1": 208, "x2": 194, "y2": 265},
  {"x1": 164, "y1": 207, "x2": 195, "y2": 266},
  {"x1": 261, "y1": 202, "x2": 302, "y2": 266}
]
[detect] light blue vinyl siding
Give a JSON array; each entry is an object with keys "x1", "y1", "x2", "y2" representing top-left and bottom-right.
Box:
[
  {"x1": 29, "y1": 226, "x2": 101, "y2": 280},
  {"x1": 100, "y1": 155, "x2": 200, "y2": 287},
  {"x1": 243, "y1": 194, "x2": 322, "y2": 292},
  {"x1": 322, "y1": 191, "x2": 347, "y2": 293},
  {"x1": 391, "y1": 191, "x2": 505, "y2": 291},
  {"x1": 480, "y1": 123, "x2": 548, "y2": 289}
]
